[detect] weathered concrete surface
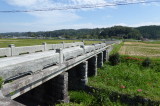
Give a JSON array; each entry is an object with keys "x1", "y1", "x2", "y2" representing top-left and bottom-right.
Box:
[
  {"x1": 0, "y1": 42, "x2": 114, "y2": 81},
  {"x1": 0, "y1": 50, "x2": 59, "y2": 80},
  {"x1": 52, "y1": 72, "x2": 69, "y2": 103},
  {"x1": 63, "y1": 47, "x2": 84, "y2": 61},
  {"x1": 97, "y1": 52, "x2": 103, "y2": 68},
  {"x1": 13, "y1": 45, "x2": 45, "y2": 56},
  {"x1": 1, "y1": 46, "x2": 108, "y2": 99},
  {"x1": 0, "y1": 42, "x2": 85, "y2": 57},
  {"x1": 68, "y1": 61, "x2": 88, "y2": 90},
  {"x1": 103, "y1": 50, "x2": 107, "y2": 62},
  {"x1": 84, "y1": 46, "x2": 95, "y2": 53},
  {"x1": 88, "y1": 55, "x2": 97, "y2": 77},
  {"x1": 0, "y1": 91, "x2": 24, "y2": 106},
  {"x1": 0, "y1": 48, "x2": 11, "y2": 57}
]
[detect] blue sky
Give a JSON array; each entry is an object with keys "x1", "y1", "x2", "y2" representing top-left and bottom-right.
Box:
[{"x1": 0, "y1": 0, "x2": 160, "y2": 32}]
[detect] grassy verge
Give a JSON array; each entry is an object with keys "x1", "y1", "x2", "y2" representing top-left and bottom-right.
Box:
[{"x1": 110, "y1": 42, "x2": 124, "y2": 55}]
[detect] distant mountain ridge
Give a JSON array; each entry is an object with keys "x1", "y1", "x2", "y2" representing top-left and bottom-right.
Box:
[{"x1": 0, "y1": 25, "x2": 160, "y2": 39}]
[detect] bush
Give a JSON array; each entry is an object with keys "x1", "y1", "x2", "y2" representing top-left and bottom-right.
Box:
[
  {"x1": 142, "y1": 58, "x2": 151, "y2": 67},
  {"x1": 109, "y1": 53, "x2": 120, "y2": 66},
  {"x1": 0, "y1": 77, "x2": 3, "y2": 89}
]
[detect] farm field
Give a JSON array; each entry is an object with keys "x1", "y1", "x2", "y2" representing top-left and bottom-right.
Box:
[
  {"x1": 0, "y1": 39, "x2": 103, "y2": 48},
  {"x1": 119, "y1": 42, "x2": 160, "y2": 58}
]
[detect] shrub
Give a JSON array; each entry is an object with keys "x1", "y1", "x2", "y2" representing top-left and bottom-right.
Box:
[
  {"x1": 109, "y1": 53, "x2": 120, "y2": 66},
  {"x1": 0, "y1": 77, "x2": 3, "y2": 89},
  {"x1": 142, "y1": 58, "x2": 151, "y2": 67}
]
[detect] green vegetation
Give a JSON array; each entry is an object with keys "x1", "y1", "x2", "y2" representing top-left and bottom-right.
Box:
[
  {"x1": 89, "y1": 57, "x2": 160, "y2": 101},
  {"x1": 57, "y1": 41, "x2": 160, "y2": 106},
  {"x1": 0, "y1": 77, "x2": 3, "y2": 89},
  {"x1": 110, "y1": 42, "x2": 124, "y2": 55},
  {"x1": 136, "y1": 25, "x2": 160, "y2": 39},
  {"x1": 0, "y1": 39, "x2": 102, "y2": 48},
  {"x1": 2, "y1": 25, "x2": 160, "y2": 39},
  {"x1": 142, "y1": 58, "x2": 152, "y2": 67},
  {"x1": 109, "y1": 53, "x2": 120, "y2": 66},
  {"x1": 62, "y1": 57, "x2": 160, "y2": 106}
]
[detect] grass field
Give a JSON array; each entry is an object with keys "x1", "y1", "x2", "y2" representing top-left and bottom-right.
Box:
[
  {"x1": 119, "y1": 42, "x2": 160, "y2": 58},
  {"x1": 0, "y1": 39, "x2": 103, "y2": 48}
]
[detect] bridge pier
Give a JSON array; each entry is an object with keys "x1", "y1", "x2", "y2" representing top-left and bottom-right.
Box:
[
  {"x1": 14, "y1": 72, "x2": 69, "y2": 105},
  {"x1": 97, "y1": 52, "x2": 103, "y2": 68},
  {"x1": 103, "y1": 49, "x2": 109, "y2": 62},
  {"x1": 88, "y1": 55, "x2": 97, "y2": 77},
  {"x1": 68, "y1": 61, "x2": 88, "y2": 90},
  {"x1": 51, "y1": 72, "x2": 70, "y2": 103},
  {"x1": 103, "y1": 50, "x2": 107, "y2": 62}
]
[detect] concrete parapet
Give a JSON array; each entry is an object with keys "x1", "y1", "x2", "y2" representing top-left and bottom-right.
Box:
[
  {"x1": 63, "y1": 47, "x2": 84, "y2": 61},
  {"x1": 0, "y1": 50, "x2": 59, "y2": 80},
  {"x1": 0, "y1": 48, "x2": 11, "y2": 57},
  {"x1": 0, "y1": 42, "x2": 84, "y2": 57}
]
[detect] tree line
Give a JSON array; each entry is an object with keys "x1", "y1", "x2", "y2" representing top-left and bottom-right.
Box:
[{"x1": 0, "y1": 25, "x2": 160, "y2": 39}]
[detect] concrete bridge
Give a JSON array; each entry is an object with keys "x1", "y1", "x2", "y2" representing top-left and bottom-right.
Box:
[{"x1": 0, "y1": 41, "x2": 120, "y2": 106}]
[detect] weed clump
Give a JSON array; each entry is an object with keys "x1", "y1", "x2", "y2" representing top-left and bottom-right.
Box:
[
  {"x1": 142, "y1": 58, "x2": 151, "y2": 67},
  {"x1": 0, "y1": 77, "x2": 3, "y2": 89},
  {"x1": 109, "y1": 53, "x2": 120, "y2": 66}
]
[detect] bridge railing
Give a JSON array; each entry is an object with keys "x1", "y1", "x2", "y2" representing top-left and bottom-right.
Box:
[
  {"x1": 0, "y1": 41, "x2": 122, "y2": 81},
  {"x1": 0, "y1": 42, "x2": 110, "y2": 81},
  {"x1": 0, "y1": 42, "x2": 84, "y2": 57}
]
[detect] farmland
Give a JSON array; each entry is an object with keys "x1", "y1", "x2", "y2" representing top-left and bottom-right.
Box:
[
  {"x1": 0, "y1": 39, "x2": 103, "y2": 48},
  {"x1": 119, "y1": 42, "x2": 160, "y2": 58}
]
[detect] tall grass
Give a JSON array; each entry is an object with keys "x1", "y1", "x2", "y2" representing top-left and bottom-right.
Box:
[{"x1": 89, "y1": 57, "x2": 160, "y2": 101}]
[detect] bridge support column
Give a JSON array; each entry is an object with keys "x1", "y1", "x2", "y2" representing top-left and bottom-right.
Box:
[
  {"x1": 51, "y1": 72, "x2": 69, "y2": 103},
  {"x1": 103, "y1": 50, "x2": 107, "y2": 62},
  {"x1": 106, "y1": 49, "x2": 109, "y2": 61},
  {"x1": 103, "y1": 49, "x2": 109, "y2": 62},
  {"x1": 88, "y1": 55, "x2": 97, "y2": 77},
  {"x1": 97, "y1": 52, "x2": 103, "y2": 68},
  {"x1": 68, "y1": 61, "x2": 88, "y2": 90}
]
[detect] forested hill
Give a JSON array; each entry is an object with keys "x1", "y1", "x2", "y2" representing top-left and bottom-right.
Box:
[
  {"x1": 136, "y1": 25, "x2": 160, "y2": 39},
  {"x1": 0, "y1": 25, "x2": 160, "y2": 39}
]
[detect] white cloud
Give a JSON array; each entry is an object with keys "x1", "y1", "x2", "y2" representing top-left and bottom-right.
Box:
[
  {"x1": 5, "y1": 0, "x2": 39, "y2": 7},
  {"x1": 70, "y1": 0, "x2": 106, "y2": 5},
  {"x1": 3, "y1": 0, "x2": 112, "y2": 32},
  {"x1": 4, "y1": 0, "x2": 82, "y2": 31},
  {"x1": 129, "y1": 22, "x2": 160, "y2": 27}
]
